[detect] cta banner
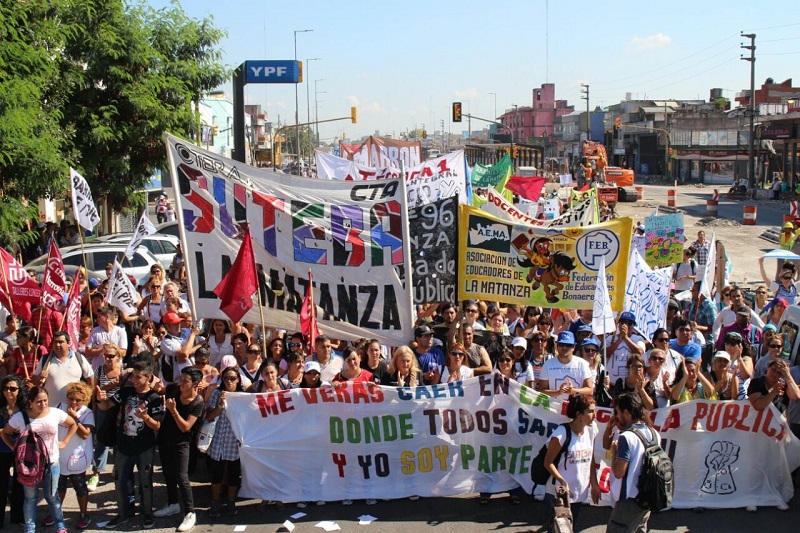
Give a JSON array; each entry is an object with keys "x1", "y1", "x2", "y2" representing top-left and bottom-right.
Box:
[
  {"x1": 458, "y1": 205, "x2": 632, "y2": 310},
  {"x1": 644, "y1": 212, "x2": 685, "y2": 268},
  {"x1": 409, "y1": 196, "x2": 458, "y2": 305},
  {"x1": 166, "y1": 135, "x2": 414, "y2": 346},
  {"x1": 225, "y1": 376, "x2": 800, "y2": 508}
]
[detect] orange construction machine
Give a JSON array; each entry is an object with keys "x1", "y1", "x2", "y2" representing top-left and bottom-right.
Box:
[{"x1": 581, "y1": 141, "x2": 636, "y2": 204}]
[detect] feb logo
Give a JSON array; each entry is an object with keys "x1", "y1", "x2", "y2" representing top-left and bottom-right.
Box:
[
  {"x1": 576, "y1": 230, "x2": 620, "y2": 270},
  {"x1": 467, "y1": 215, "x2": 511, "y2": 253}
]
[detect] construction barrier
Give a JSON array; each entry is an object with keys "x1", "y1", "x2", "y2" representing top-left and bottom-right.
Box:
[
  {"x1": 635, "y1": 186, "x2": 644, "y2": 200},
  {"x1": 712, "y1": 189, "x2": 719, "y2": 201},
  {"x1": 707, "y1": 199, "x2": 718, "y2": 217},
  {"x1": 667, "y1": 189, "x2": 676, "y2": 207},
  {"x1": 743, "y1": 205, "x2": 757, "y2": 226},
  {"x1": 784, "y1": 214, "x2": 795, "y2": 224}
]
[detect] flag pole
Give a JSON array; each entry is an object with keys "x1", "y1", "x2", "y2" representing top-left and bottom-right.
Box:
[
  {"x1": 0, "y1": 252, "x2": 25, "y2": 379},
  {"x1": 249, "y1": 229, "x2": 268, "y2": 359},
  {"x1": 77, "y1": 228, "x2": 94, "y2": 327}
]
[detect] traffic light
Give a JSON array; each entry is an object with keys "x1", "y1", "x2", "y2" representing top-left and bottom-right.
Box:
[
  {"x1": 298, "y1": 61, "x2": 303, "y2": 83},
  {"x1": 213, "y1": 124, "x2": 219, "y2": 136},
  {"x1": 350, "y1": 107, "x2": 357, "y2": 124},
  {"x1": 452, "y1": 102, "x2": 462, "y2": 123},
  {"x1": 615, "y1": 117, "x2": 621, "y2": 129},
  {"x1": 422, "y1": 130, "x2": 427, "y2": 139}
]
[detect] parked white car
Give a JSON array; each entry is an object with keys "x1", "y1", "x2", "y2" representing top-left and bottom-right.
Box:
[
  {"x1": 25, "y1": 243, "x2": 160, "y2": 281},
  {"x1": 97, "y1": 233, "x2": 179, "y2": 267}
]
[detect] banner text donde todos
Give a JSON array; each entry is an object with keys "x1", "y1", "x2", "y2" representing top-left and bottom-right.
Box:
[{"x1": 225, "y1": 377, "x2": 800, "y2": 507}]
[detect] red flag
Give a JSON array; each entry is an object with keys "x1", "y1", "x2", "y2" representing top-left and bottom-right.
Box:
[
  {"x1": 0, "y1": 286, "x2": 32, "y2": 322},
  {"x1": 505, "y1": 175, "x2": 547, "y2": 201},
  {"x1": 579, "y1": 183, "x2": 591, "y2": 192},
  {"x1": 0, "y1": 247, "x2": 41, "y2": 305},
  {"x1": 63, "y1": 270, "x2": 84, "y2": 352},
  {"x1": 40, "y1": 239, "x2": 67, "y2": 310},
  {"x1": 213, "y1": 228, "x2": 258, "y2": 323},
  {"x1": 300, "y1": 270, "x2": 321, "y2": 351}
]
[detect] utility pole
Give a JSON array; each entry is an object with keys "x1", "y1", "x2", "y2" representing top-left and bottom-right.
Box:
[
  {"x1": 581, "y1": 84, "x2": 590, "y2": 142},
  {"x1": 741, "y1": 33, "x2": 756, "y2": 191}
]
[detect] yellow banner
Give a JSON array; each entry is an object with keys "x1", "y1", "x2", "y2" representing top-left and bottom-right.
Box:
[
  {"x1": 569, "y1": 187, "x2": 599, "y2": 224},
  {"x1": 458, "y1": 205, "x2": 632, "y2": 310}
]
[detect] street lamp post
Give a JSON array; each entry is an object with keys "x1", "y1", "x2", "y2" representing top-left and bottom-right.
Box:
[
  {"x1": 315, "y1": 80, "x2": 326, "y2": 147},
  {"x1": 305, "y1": 58, "x2": 321, "y2": 151},
  {"x1": 294, "y1": 29, "x2": 313, "y2": 167}
]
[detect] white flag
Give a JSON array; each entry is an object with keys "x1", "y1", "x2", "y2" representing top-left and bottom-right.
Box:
[
  {"x1": 124, "y1": 211, "x2": 157, "y2": 260},
  {"x1": 69, "y1": 168, "x2": 100, "y2": 231},
  {"x1": 699, "y1": 232, "x2": 716, "y2": 301},
  {"x1": 592, "y1": 256, "x2": 615, "y2": 335},
  {"x1": 105, "y1": 260, "x2": 140, "y2": 316}
]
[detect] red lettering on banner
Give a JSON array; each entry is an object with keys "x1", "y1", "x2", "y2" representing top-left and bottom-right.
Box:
[
  {"x1": 331, "y1": 453, "x2": 347, "y2": 478},
  {"x1": 302, "y1": 382, "x2": 384, "y2": 405},
  {"x1": 255, "y1": 391, "x2": 295, "y2": 417},
  {"x1": 690, "y1": 401, "x2": 787, "y2": 441}
]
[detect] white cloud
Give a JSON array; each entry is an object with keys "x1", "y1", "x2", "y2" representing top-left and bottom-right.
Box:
[
  {"x1": 455, "y1": 88, "x2": 480, "y2": 99},
  {"x1": 629, "y1": 33, "x2": 671, "y2": 52},
  {"x1": 346, "y1": 96, "x2": 385, "y2": 114}
]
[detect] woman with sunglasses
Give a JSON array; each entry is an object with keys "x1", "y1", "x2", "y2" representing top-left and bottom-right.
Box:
[
  {"x1": 0, "y1": 376, "x2": 25, "y2": 526},
  {"x1": 753, "y1": 285, "x2": 769, "y2": 314},
  {"x1": 645, "y1": 349, "x2": 673, "y2": 408},
  {"x1": 440, "y1": 343, "x2": 474, "y2": 383},
  {"x1": 759, "y1": 256, "x2": 800, "y2": 305},
  {"x1": 761, "y1": 297, "x2": 789, "y2": 329},
  {"x1": 754, "y1": 324, "x2": 778, "y2": 362},
  {"x1": 206, "y1": 367, "x2": 244, "y2": 517},
  {"x1": 139, "y1": 265, "x2": 166, "y2": 297},
  {"x1": 238, "y1": 344, "x2": 263, "y2": 388},
  {"x1": 137, "y1": 278, "x2": 164, "y2": 324},
  {"x1": 705, "y1": 351, "x2": 738, "y2": 401},
  {"x1": 89, "y1": 344, "x2": 123, "y2": 492},
  {"x1": 753, "y1": 334, "x2": 786, "y2": 379},
  {"x1": 610, "y1": 354, "x2": 656, "y2": 411},
  {"x1": 717, "y1": 285, "x2": 733, "y2": 313},
  {"x1": 578, "y1": 338, "x2": 611, "y2": 407}
]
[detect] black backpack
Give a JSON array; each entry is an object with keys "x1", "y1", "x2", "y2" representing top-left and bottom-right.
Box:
[
  {"x1": 530, "y1": 423, "x2": 572, "y2": 486},
  {"x1": 627, "y1": 427, "x2": 674, "y2": 511}
]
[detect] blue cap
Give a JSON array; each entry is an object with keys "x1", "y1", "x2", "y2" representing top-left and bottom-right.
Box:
[
  {"x1": 577, "y1": 324, "x2": 593, "y2": 333},
  {"x1": 763, "y1": 324, "x2": 777, "y2": 332},
  {"x1": 88, "y1": 277, "x2": 99, "y2": 289},
  {"x1": 557, "y1": 331, "x2": 576, "y2": 345},
  {"x1": 619, "y1": 311, "x2": 636, "y2": 325},
  {"x1": 580, "y1": 337, "x2": 600, "y2": 348}
]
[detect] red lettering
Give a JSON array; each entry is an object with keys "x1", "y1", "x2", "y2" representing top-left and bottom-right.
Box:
[
  {"x1": 255, "y1": 391, "x2": 294, "y2": 417},
  {"x1": 734, "y1": 404, "x2": 752, "y2": 432},
  {"x1": 659, "y1": 409, "x2": 681, "y2": 432},
  {"x1": 331, "y1": 453, "x2": 347, "y2": 478},
  {"x1": 301, "y1": 388, "x2": 319, "y2": 404},
  {"x1": 318, "y1": 386, "x2": 335, "y2": 402},
  {"x1": 437, "y1": 159, "x2": 451, "y2": 173},
  {"x1": 599, "y1": 467, "x2": 612, "y2": 493},
  {"x1": 721, "y1": 403, "x2": 740, "y2": 430},
  {"x1": 595, "y1": 408, "x2": 613, "y2": 424},
  {"x1": 691, "y1": 402, "x2": 709, "y2": 430}
]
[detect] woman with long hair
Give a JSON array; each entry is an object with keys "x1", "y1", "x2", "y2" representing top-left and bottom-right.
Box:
[
  {"x1": 0, "y1": 375, "x2": 25, "y2": 526},
  {"x1": 12, "y1": 327, "x2": 46, "y2": 385},
  {"x1": 332, "y1": 348, "x2": 373, "y2": 385},
  {"x1": 645, "y1": 348, "x2": 673, "y2": 408},
  {"x1": 248, "y1": 360, "x2": 287, "y2": 393},
  {"x1": 137, "y1": 278, "x2": 164, "y2": 324},
  {"x1": 266, "y1": 337, "x2": 287, "y2": 374},
  {"x1": 238, "y1": 344, "x2": 263, "y2": 388},
  {"x1": 281, "y1": 352, "x2": 305, "y2": 389},
  {"x1": 1, "y1": 387, "x2": 77, "y2": 533},
  {"x1": 440, "y1": 343, "x2": 474, "y2": 383},
  {"x1": 387, "y1": 346, "x2": 422, "y2": 387},
  {"x1": 610, "y1": 354, "x2": 657, "y2": 411},
  {"x1": 205, "y1": 319, "x2": 232, "y2": 370},
  {"x1": 543, "y1": 393, "x2": 600, "y2": 528},
  {"x1": 206, "y1": 367, "x2": 244, "y2": 517},
  {"x1": 671, "y1": 358, "x2": 717, "y2": 403},
  {"x1": 88, "y1": 343, "x2": 123, "y2": 492}
]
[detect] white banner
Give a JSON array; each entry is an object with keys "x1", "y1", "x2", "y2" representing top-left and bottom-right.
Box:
[
  {"x1": 69, "y1": 168, "x2": 100, "y2": 231},
  {"x1": 105, "y1": 259, "x2": 140, "y2": 316},
  {"x1": 623, "y1": 248, "x2": 672, "y2": 341},
  {"x1": 166, "y1": 135, "x2": 414, "y2": 346},
  {"x1": 592, "y1": 256, "x2": 616, "y2": 335},
  {"x1": 124, "y1": 211, "x2": 157, "y2": 260},
  {"x1": 225, "y1": 376, "x2": 800, "y2": 507},
  {"x1": 316, "y1": 150, "x2": 468, "y2": 209},
  {"x1": 700, "y1": 232, "x2": 716, "y2": 301},
  {"x1": 481, "y1": 187, "x2": 596, "y2": 228}
]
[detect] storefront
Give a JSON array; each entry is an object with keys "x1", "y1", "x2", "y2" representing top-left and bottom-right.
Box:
[{"x1": 673, "y1": 149, "x2": 748, "y2": 185}]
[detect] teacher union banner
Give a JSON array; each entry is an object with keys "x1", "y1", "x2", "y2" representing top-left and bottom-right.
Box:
[{"x1": 458, "y1": 205, "x2": 632, "y2": 310}]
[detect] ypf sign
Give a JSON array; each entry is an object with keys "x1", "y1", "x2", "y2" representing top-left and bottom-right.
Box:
[{"x1": 244, "y1": 60, "x2": 301, "y2": 84}]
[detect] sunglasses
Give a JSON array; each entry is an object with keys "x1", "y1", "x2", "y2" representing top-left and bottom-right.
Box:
[
  {"x1": 497, "y1": 358, "x2": 513, "y2": 363},
  {"x1": 466, "y1": 308, "x2": 479, "y2": 313},
  {"x1": 769, "y1": 344, "x2": 783, "y2": 349},
  {"x1": 722, "y1": 292, "x2": 730, "y2": 297},
  {"x1": 247, "y1": 349, "x2": 261, "y2": 354},
  {"x1": 450, "y1": 351, "x2": 465, "y2": 357},
  {"x1": 288, "y1": 343, "x2": 301, "y2": 348},
  {"x1": 650, "y1": 356, "x2": 665, "y2": 362},
  {"x1": 656, "y1": 337, "x2": 670, "y2": 342},
  {"x1": 756, "y1": 291, "x2": 766, "y2": 295},
  {"x1": 583, "y1": 349, "x2": 598, "y2": 354},
  {"x1": 223, "y1": 376, "x2": 239, "y2": 381},
  {"x1": 2, "y1": 387, "x2": 19, "y2": 392},
  {"x1": 104, "y1": 353, "x2": 117, "y2": 358}
]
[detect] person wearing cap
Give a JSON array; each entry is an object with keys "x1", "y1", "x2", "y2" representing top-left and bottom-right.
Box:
[
  {"x1": 507, "y1": 338, "x2": 534, "y2": 388},
  {"x1": 716, "y1": 306, "x2": 762, "y2": 351},
  {"x1": 761, "y1": 296, "x2": 789, "y2": 328},
  {"x1": 536, "y1": 331, "x2": 592, "y2": 401},
  {"x1": 579, "y1": 337, "x2": 611, "y2": 407},
  {"x1": 711, "y1": 285, "x2": 765, "y2": 340},
  {"x1": 306, "y1": 335, "x2": 343, "y2": 383},
  {"x1": 605, "y1": 312, "x2": 646, "y2": 384},
  {"x1": 300, "y1": 361, "x2": 325, "y2": 389},
  {"x1": 758, "y1": 254, "x2": 800, "y2": 305},
  {"x1": 159, "y1": 311, "x2": 193, "y2": 384},
  {"x1": 412, "y1": 325, "x2": 444, "y2": 385},
  {"x1": 721, "y1": 331, "x2": 754, "y2": 400},
  {"x1": 690, "y1": 230, "x2": 711, "y2": 271},
  {"x1": 754, "y1": 323, "x2": 778, "y2": 361},
  {"x1": 704, "y1": 351, "x2": 738, "y2": 401},
  {"x1": 567, "y1": 310, "x2": 593, "y2": 338},
  {"x1": 574, "y1": 324, "x2": 596, "y2": 348}
]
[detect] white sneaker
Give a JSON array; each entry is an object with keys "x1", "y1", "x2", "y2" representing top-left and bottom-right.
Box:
[
  {"x1": 746, "y1": 505, "x2": 757, "y2": 513},
  {"x1": 366, "y1": 499, "x2": 377, "y2": 505},
  {"x1": 296, "y1": 502, "x2": 307, "y2": 509},
  {"x1": 154, "y1": 503, "x2": 181, "y2": 518},
  {"x1": 342, "y1": 499, "x2": 353, "y2": 506},
  {"x1": 778, "y1": 503, "x2": 789, "y2": 511},
  {"x1": 176, "y1": 512, "x2": 196, "y2": 533},
  {"x1": 315, "y1": 501, "x2": 326, "y2": 506}
]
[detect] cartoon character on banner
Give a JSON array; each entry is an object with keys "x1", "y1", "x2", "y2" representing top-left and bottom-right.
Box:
[{"x1": 515, "y1": 234, "x2": 577, "y2": 303}]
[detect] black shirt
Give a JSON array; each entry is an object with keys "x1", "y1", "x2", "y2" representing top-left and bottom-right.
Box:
[{"x1": 111, "y1": 388, "x2": 164, "y2": 455}]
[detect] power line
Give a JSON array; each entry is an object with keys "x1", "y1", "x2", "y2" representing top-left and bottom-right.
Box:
[
  {"x1": 761, "y1": 51, "x2": 800, "y2": 55},
  {"x1": 745, "y1": 22, "x2": 800, "y2": 31},
  {"x1": 642, "y1": 58, "x2": 738, "y2": 95}
]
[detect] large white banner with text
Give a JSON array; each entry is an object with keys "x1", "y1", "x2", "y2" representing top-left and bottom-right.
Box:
[
  {"x1": 225, "y1": 375, "x2": 800, "y2": 508},
  {"x1": 623, "y1": 248, "x2": 672, "y2": 341},
  {"x1": 166, "y1": 135, "x2": 414, "y2": 346}
]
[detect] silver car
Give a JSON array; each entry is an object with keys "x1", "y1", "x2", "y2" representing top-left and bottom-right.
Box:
[{"x1": 25, "y1": 243, "x2": 160, "y2": 281}]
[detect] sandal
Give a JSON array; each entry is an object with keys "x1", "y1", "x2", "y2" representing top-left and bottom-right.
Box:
[{"x1": 479, "y1": 497, "x2": 490, "y2": 505}]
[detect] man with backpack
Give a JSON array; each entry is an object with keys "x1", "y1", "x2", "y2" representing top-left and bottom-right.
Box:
[{"x1": 607, "y1": 393, "x2": 673, "y2": 533}]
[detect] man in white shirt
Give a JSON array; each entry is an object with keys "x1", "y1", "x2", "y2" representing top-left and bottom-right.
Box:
[
  {"x1": 712, "y1": 286, "x2": 764, "y2": 339},
  {"x1": 159, "y1": 312, "x2": 193, "y2": 384},
  {"x1": 605, "y1": 312, "x2": 646, "y2": 383},
  {"x1": 85, "y1": 306, "x2": 129, "y2": 369},
  {"x1": 536, "y1": 331, "x2": 593, "y2": 401},
  {"x1": 306, "y1": 335, "x2": 343, "y2": 383}
]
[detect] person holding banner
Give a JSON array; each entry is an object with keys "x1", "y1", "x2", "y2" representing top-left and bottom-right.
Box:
[
  {"x1": 543, "y1": 393, "x2": 600, "y2": 529},
  {"x1": 387, "y1": 346, "x2": 422, "y2": 387},
  {"x1": 610, "y1": 355, "x2": 656, "y2": 411},
  {"x1": 440, "y1": 343, "x2": 473, "y2": 384},
  {"x1": 671, "y1": 358, "x2": 717, "y2": 403}
]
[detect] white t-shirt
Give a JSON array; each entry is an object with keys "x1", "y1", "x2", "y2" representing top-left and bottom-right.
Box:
[
  {"x1": 539, "y1": 356, "x2": 592, "y2": 401},
  {"x1": 207, "y1": 334, "x2": 232, "y2": 369},
  {"x1": 546, "y1": 422, "x2": 599, "y2": 503},
  {"x1": 605, "y1": 334, "x2": 646, "y2": 383},
  {"x1": 34, "y1": 352, "x2": 94, "y2": 407},
  {"x1": 9, "y1": 408, "x2": 69, "y2": 465},
  {"x1": 672, "y1": 260, "x2": 697, "y2": 292},
  {"x1": 441, "y1": 365, "x2": 474, "y2": 382},
  {"x1": 56, "y1": 404, "x2": 94, "y2": 475},
  {"x1": 88, "y1": 325, "x2": 128, "y2": 351},
  {"x1": 512, "y1": 361, "x2": 536, "y2": 385},
  {"x1": 611, "y1": 423, "x2": 660, "y2": 502}
]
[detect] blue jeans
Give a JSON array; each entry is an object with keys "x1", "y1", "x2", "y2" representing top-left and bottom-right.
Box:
[
  {"x1": 93, "y1": 408, "x2": 110, "y2": 473},
  {"x1": 23, "y1": 463, "x2": 63, "y2": 533},
  {"x1": 114, "y1": 447, "x2": 155, "y2": 520}
]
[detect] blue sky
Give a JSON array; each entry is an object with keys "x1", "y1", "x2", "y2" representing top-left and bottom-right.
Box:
[{"x1": 148, "y1": 0, "x2": 799, "y2": 141}]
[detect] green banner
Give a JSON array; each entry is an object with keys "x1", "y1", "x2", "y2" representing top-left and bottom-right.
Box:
[{"x1": 471, "y1": 154, "x2": 512, "y2": 187}]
